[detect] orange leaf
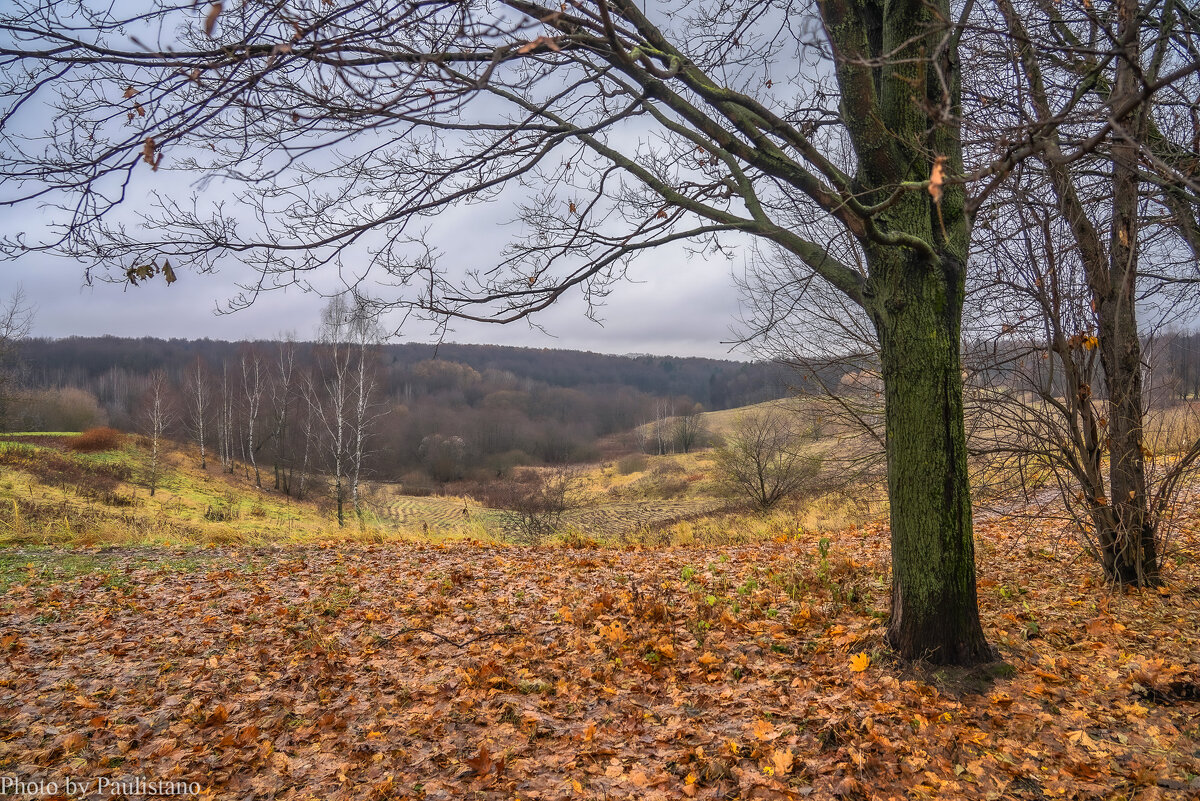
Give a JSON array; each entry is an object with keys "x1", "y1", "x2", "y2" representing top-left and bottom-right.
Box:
[
  {"x1": 204, "y1": 704, "x2": 229, "y2": 727},
  {"x1": 751, "y1": 718, "x2": 776, "y2": 740},
  {"x1": 517, "y1": 36, "x2": 560, "y2": 54},
  {"x1": 61, "y1": 732, "x2": 87, "y2": 751},
  {"x1": 771, "y1": 748, "x2": 794, "y2": 776},
  {"x1": 849, "y1": 652, "x2": 871, "y2": 672},
  {"x1": 72, "y1": 694, "x2": 100, "y2": 710},
  {"x1": 928, "y1": 155, "x2": 948, "y2": 204},
  {"x1": 466, "y1": 743, "x2": 502, "y2": 776}
]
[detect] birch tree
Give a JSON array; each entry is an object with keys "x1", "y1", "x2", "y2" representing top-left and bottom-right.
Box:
[
  {"x1": 143, "y1": 370, "x2": 174, "y2": 497},
  {"x1": 240, "y1": 348, "x2": 267, "y2": 488},
  {"x1": 184, "y1": 356, "x2": 210, "y2": 470}
]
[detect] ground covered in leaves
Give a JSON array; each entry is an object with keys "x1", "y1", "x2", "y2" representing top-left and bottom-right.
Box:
[{"x1": 1, "y1": 517, "x2": 1199, "y2": 800}]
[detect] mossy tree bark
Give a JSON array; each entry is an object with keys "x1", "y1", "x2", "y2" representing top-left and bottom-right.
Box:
[
  {"x1": 822, "y1": 0, "x2": 993, "y2": 663},
  {"x1": 870, "y1": 248, "x2": 990, "y2": 663}
]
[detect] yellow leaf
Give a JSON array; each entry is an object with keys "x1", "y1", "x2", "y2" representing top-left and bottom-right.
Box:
[
  {"x1": 849, "y1": 652, "x2": 871, "y2": 672},
  {"x1": 600, "y1": 621, "x2": 628, "y2": 645}
]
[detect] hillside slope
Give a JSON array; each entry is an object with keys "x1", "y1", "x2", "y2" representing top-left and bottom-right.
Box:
[{"x1": 0, "y1": 433, "x2": 376, "y2": 547}]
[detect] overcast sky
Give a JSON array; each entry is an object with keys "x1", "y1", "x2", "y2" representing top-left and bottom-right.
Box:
[
  {"x1": 0, "y1": 0, "x2": 801, "y2": 362},
  {"x1": 6, "y1": 245, "x2": 756, "y2": 360}
]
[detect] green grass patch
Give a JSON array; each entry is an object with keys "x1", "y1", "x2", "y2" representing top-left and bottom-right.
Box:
[{"x1": 0, "y1": 432, "x2": 80, "y2": 438}]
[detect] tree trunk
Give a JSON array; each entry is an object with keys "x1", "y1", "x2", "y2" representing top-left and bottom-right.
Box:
[
  {"x1": 873, "y1": 252, "x2": 993, "y2": 665},
  {"x1": 817, "y1": 0, "x2": 991, "y2": 664},
  {"x1": 1095, "y1": 245, "x2": 1160, "y2": 586},
  {"x1": 1091, "y1": 0, "x2": 1159, "y2": 587}
]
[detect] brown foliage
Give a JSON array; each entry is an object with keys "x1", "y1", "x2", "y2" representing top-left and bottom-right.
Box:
[{"x1": 68, "y1": 427, "x2": 125, "y2": 453}]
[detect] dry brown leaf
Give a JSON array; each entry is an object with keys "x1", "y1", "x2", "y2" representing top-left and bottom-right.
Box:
[{"x1": 204, "y1": 2, "x2": 223, "y2": 37}]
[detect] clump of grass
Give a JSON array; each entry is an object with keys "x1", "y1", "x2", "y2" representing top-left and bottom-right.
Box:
[
  {"x1": 616, "y1": 454, "x2": 648, "y2": 475},
  {"x1": 69, "y1": 427, "x2": 125, "y2": 453}
]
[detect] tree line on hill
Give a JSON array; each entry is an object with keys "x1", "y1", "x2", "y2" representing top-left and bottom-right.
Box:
[{"x1": 2, "y1": 322, "x2": 804, "y2": 504}]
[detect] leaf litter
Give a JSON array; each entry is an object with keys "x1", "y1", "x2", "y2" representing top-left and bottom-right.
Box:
[{"x1": 1, "y1": 513, "x2": 1198, "y2": 800}]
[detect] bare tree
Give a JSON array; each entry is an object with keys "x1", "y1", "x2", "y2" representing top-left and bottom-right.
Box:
[
  {"x1": 308, "y1": 296, "x2": 359, "y2": 526},
  {"x1": 240, "y1": 348, "x2": 267, "y2": 488},
  {"x1": 269, "y1": 337, "x2": 298, "y2": 495},
  {"x1": 651, "y1": 399, "x2": 675, "y2": 456},
  {"x1": 715, "y1": 409, "x2": 819, "y2": 510},
  {"x1": 495, "y1": 467, "x2": 583, "y2": 543},
  {"x1": 296, "y1": 388, "x2": 317, "y2": 503},
  {"x1": 217, "y1": 360, "x2": 236, "y2": 473},
  {"x1": 0, "y1": 287, "x2": 34, "y2": 430},
  {"x1": 673, "y1": 402, "x2": 708, "y2": 454},
  {"x1": 184, "y1": 356, "x2": 210, "y2": 469},
  {"x1": 0, "y1": 0, "x2": 1021, "y2": 662},
  {"x1": 964, "y1": 0, "x2": 1200, "y2": 586},
  {"x1": 347, "y1": 307, "x2": 384, "y2": 520},
  {"x1": 142, "y1": 370, "x2": 174, "y2": 497}
]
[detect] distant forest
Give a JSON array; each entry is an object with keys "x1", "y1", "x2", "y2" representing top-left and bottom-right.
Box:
[{"x1": 9, "y1": 337, "x2": 794, "y2": 486}]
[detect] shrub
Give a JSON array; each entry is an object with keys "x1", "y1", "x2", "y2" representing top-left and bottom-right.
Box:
[
  {"x1": 8, "y1": 387, "x2": 107, "y2": 433},
  {"x1": 69, "y1": 427, "x2": 125, "y2": 453},
  {"x1": 714, "y1": 410, "x2": 821, "y2": 510},
  {"x1": 490, "y1": 467, "x2": 583, "y2": 544}
]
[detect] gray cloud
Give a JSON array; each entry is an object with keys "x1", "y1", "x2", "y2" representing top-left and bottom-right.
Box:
[{"x1": 6, "y1": 245, "x2": 753, "y2": 360}]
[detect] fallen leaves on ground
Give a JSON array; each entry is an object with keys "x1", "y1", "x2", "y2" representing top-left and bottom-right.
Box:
[{"x1": 1, "y1": 514, "x2": 1198, "y2": 800}]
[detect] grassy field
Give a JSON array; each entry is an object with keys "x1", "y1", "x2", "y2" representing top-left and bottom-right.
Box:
[
  {"x1": 0, "y1": 422, "x2": 876, "y2": 550},
  {"x1": 633, "y1": 397, "x2": 804, "y2": 442},
  {"x1": 0, "y1": 434, "x2": 371, "y2": 547}
]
